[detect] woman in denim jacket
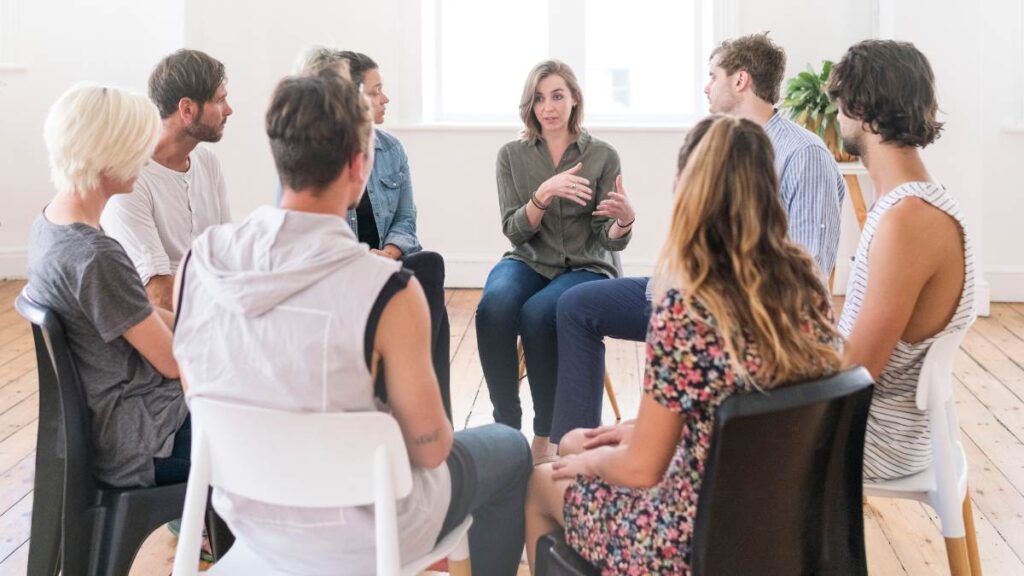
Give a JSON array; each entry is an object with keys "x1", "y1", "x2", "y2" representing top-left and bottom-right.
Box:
[{"x1": 288, "y1": 47, "x2": 452, "y2": 419}]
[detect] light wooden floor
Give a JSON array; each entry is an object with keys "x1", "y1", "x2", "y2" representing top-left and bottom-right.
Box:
[{"x1": 3, "y1": 280, "x2": 1024, "y2": 574}]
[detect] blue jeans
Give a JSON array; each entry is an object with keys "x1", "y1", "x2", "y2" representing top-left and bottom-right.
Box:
[
  {"x1": 550, "y1": 277, "x2": 651, "y2": 443},
  {"x1": 438, "y1": 424, "x2": 531, "y2": 576},
  {"x1": 476, "y1": 259, "x2": 605, "y2": 436}
]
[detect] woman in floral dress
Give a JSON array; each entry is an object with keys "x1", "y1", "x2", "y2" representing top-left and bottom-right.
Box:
[{"x1": 525, "y1": 116, "x2": 843, "y2": 574}]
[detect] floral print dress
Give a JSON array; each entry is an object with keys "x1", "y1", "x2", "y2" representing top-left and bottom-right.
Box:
[{"x1": 562, "y1": 288, "x2": 835, "y2": 575}]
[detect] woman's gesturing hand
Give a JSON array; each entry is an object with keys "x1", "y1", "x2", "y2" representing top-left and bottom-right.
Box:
[
  {"x1": 593, "y1": 174, "x2": 635, "y2": 227},
  {"x1": 536, "y1": 162, "x2": 593, "y2": 207}
]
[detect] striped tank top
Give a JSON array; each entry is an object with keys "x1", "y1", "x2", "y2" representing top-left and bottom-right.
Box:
[{"x1": 838, "y1": 182, "x2": 976, "y2": 481}]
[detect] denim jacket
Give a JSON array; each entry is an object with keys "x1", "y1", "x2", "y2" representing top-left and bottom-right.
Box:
[
  {"x1": 273, "y1": 129, "x2": 421, "y2": 255},
  {"x1": 346, "y1": 129, "x2": 421, "y2": 255}
]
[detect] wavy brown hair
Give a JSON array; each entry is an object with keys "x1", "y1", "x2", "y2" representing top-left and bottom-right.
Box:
[
  {"x1": 655, "y1": 116, "x2": 840, "y2": 388},
  {"x1": 826, "y1": 40, "x2": 943, "y2": 148}
]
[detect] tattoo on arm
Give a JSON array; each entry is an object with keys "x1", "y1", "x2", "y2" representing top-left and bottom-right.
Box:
[{"x1": 412, "y1": 428, "x2": 441, "y2": 447}]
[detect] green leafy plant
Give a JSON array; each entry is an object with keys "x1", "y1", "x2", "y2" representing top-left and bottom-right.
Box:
[{"x1": 782, "y1": 60, "x2": 855, "y2": 162}]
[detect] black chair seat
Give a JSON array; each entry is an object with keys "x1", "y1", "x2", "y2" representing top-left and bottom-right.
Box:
[
  {"x1": 16, "y1": 292, "x2": 232, "y2": 576},
  {"x1": 535, "y1": 368, "x2": 874, "y2": 576}
]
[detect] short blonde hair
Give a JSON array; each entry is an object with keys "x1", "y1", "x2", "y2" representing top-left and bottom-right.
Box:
[
  {"x1": 519, "y1": 60, "x2": 584, "y2": 141},
  {"x1": 44, "y1": 83, "x2": 160, "y2": 196},
  {"x1": 293, "y1": 45, "x2": 351, "y2": 78}
]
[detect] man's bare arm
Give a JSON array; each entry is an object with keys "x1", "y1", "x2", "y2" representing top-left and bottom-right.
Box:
[{"x1": 146, "y1": 275, "x2": 174, "y2": 312}]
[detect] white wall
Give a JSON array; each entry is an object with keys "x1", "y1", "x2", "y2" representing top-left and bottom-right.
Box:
[
  {"x1": 1, "y1": 0, "x2": 1021, "y2": 303},
  {"x1": 0, "y1": 0, "x2": 185, "y2": 274}
]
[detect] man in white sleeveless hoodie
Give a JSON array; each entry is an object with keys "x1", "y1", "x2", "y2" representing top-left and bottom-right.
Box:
[
  {"x1": 172, "y1": 71, "x2": 530, "y2": 575},
  {"x1": 827, "y1": 41, "x2": 976, "y2": 481}
]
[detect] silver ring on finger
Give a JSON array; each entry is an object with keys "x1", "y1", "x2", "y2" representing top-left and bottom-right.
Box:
[{"x1": 572, "y1": 183, "x2": 577, "y2": 191}]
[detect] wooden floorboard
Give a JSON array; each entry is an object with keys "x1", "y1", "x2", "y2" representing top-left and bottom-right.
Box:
[{"x1": 2, "y1": 279, "x2": 1024, "y2": 574}]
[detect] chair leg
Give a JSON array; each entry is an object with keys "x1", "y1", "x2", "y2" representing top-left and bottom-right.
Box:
[
  {"x1": 603, "y1": 372, "x2": 621, "y2": 423},
  {"x1": 963, "y1": 491, "x2": 982, "y2": 576},
  {"x1": 448, "y1": 558, "x2": 472, "y2": 576},
  {"x1": 27, "y1": 456, "x2": 64, "y2": 576},
  {"x1": 944, "y1": 536, "x2": 973, "y2": 576},
  {"x1": 517, "y1": 339, "x2": 527, "y2": 382}
]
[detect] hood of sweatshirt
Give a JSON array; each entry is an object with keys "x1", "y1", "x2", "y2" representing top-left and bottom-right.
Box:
[{"x1": 188, "y1": 206, "x2": 366, "y2": 318}]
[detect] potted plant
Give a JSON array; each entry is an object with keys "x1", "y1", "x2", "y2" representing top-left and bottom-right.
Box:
[{"x1": 781, "y1": 60, "x2": 856, "y2": 163}]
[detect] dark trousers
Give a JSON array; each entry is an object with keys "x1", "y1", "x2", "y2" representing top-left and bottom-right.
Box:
[
  {"x1": 476, "y1": 259, "x2": 605, "y2": 436},
  {"x1": 437, "y1": 424, "x2": 531, "y2": 576},
  {"x1": 401, "y1": 251, "x2": 452, "y2": 420},
  {"x1": 154, "y1": 415, "x2": 192, "y2": 485},
  {"x1": 550, "y1": 277, "x2": 650, "y2": 443}
]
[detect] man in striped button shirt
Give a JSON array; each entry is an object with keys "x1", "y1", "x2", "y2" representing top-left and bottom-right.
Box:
[
  {"x1": 705, "y1": 32, "x2": 846, "y2": 275},
  {"x1": 550, "y1": 33, "x2": 845, "y2": 447}
]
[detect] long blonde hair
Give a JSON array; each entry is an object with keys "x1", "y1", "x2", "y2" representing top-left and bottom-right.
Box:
[{"x1": 655, "y1": 116, "x2": 840, "y2": 388}]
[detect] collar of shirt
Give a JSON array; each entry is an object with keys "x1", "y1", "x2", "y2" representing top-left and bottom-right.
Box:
[{"x1": 526, "y1": 129, "x2": 592, "y2": 154}]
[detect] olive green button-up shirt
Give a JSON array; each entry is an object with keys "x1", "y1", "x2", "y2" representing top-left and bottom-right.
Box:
[{"x1": 495, "y1": 130, "x2": 632, "y2": 279}]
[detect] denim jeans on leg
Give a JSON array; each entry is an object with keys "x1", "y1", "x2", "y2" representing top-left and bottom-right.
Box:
[
  {"x1": 476, "y1": 259, "x2": 605, "y2": 436},
  {"x1": 550, "y1": 277, "x2": 651, "y2": 443},
  {"x1": 437, "y1": 424, "x2": 531, "y2": 576}
]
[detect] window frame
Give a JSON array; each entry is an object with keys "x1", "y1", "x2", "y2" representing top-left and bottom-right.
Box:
[{"x1": 420, "y1": 0, "x2": 737, "y2": 127}]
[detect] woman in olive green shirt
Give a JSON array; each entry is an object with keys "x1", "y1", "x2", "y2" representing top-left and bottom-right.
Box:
[{"x1": 476, "y1": 60, "x2": 635, "y2": 464}]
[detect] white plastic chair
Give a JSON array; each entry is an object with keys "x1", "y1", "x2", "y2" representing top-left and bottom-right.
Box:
[
  {"x1": 863, "y1": 326, "x2": 982, "y2": 576},
  {"x1": 171, "y1": 398, "x2": 472, "y2": 576}
]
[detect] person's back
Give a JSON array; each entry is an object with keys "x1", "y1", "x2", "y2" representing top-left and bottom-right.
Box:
[
  {"x1": 525, "y1": 116, "x2": 843, "y2": 574},
  {"x1": 175, "y1": 206, "x2": 449, "y2": 573},
  {"x1": 174, "y1": 70, "x2": 530, "y2": 576},
  {"x1": 828, "y1": 40, "x2": 975, "y2": 480},
  {"x1": 26, "y1": 83, "x2": 188, "y2": 488}
]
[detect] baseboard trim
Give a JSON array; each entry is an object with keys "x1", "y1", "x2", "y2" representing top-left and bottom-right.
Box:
[
  {"x1": 986, "y1": 267, "x2": 1024, "y2": 304},
  {"x1": 0, "y1": 248, "x2": 26, "y2": 280}
]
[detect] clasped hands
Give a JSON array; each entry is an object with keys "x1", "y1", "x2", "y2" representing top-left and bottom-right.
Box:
[{"x1": 551, "y1": 420, "x2": 636, "y2": 480}]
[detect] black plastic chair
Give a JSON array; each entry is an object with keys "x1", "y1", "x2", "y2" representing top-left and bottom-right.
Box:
[
  {"x1": 536, "y1": 367, "x2": 874, "y2": 576},
  {"x1": 16, "y1": 292, "x2": 231, "y2": 576}
]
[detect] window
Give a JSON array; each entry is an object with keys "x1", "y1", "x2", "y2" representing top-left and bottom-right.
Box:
[
  {"x1": 422, "y1": 0, "x2": 718, "y2": 125},
  {"x1": 0, "y1": 0, "x2": 23, "y2": 69}
]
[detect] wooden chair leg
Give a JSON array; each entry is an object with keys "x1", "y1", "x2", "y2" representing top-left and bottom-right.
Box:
[
  {"x1": 964, "y1": 490, "x2": 982, "y2": 576},
  {"x1": 604, "y1": 372, "x2": 622, "y2": 423},
  {"x1": 448, "y1": 557, "x2": 472, "y2": 576},
  {"x1": 944, "y1": 536, "x2": 973, "y2": 576},
  {"x1": 517, "y1": 339, "x2": 527, "y2": 382}
]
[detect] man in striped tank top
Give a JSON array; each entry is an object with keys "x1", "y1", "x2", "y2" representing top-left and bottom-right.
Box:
[{"x1": 828, "y1": 40, "x2": 976, "y2": 480}]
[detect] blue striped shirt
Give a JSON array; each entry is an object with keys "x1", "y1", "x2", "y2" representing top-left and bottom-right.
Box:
[
  {"x1": 764, "y1": 111, "x2": 846, "y2": 277},
  {"x1": 644, "y1": 113, "x2": 847, "y2": 301}
]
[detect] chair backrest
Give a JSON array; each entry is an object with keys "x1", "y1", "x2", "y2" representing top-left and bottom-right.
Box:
[
  {"x1": 189, "y1": 397, "x2": 414, "y2": 507},
  {"x1": 186, "y1": 398, "x2": 416, "y2": 575},
  {"x1": 917, "y1": 325, "x2": 974, "y2": 532},
  {"x1": 611, "y1": 251, "x2": 624, "y2": 277},
  {"x1": 15, "y1": 292, "x2": 98, "y2": 500},
  {"x1": 691, "y1": 367, "x2": 874, "y2": 576},
  {"x1": 915, "y1": 326, "x2": 971, "y2": 411}
]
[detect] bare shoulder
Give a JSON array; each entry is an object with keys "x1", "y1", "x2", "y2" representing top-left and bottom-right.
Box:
[{"x1": 876, "y1": 196, "x2": 961, "y2": 249}]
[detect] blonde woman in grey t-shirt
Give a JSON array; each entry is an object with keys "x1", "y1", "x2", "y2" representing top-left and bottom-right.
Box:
[
  {"x1": 477, "y1": 60, "x2": 636, "y2": 464},
  {"x1": 26, "y1": 83, "x2": 189, "y2": 488}
]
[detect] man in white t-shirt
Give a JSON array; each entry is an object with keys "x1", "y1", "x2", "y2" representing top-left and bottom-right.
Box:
[{"x1": 101, "y1": 49, "x2": 233, "y2": 310}]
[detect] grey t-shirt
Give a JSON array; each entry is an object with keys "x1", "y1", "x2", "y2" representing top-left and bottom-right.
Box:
[{"x1": 25, "y1": 214, "x2": 188, "y2": 488}]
